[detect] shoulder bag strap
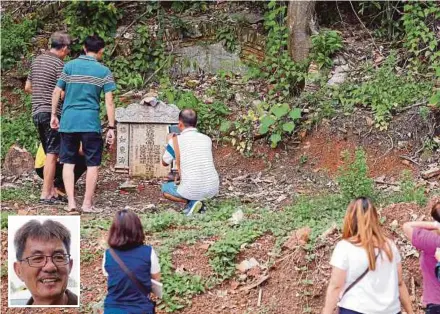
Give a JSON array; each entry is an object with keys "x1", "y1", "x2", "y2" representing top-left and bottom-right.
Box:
[
  {"x1": 109, "y1": 248, "x2": 150, "y2": 299},
  {"x1": 340, "y1": 252, "x2": 379, "y2": 300},
  {"x1": 172, "y1": 135, "x2": 181, "y2": 178}
]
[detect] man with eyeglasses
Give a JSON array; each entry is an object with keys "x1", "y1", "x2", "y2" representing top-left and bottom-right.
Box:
[{"x1": 13, "y1": 219, "x2": 78, "y2": 305}]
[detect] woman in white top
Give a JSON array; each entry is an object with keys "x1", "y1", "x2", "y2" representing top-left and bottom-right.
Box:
[{"x1": 322, "y1": 197, "x2": 413, "y2": 314}]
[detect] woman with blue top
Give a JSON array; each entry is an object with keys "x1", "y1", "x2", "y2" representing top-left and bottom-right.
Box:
[{"x1": 102, "y1": 209, "x2": 161, "y2": 314}]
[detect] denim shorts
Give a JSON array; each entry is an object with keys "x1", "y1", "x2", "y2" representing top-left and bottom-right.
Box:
[
  {"x1": 161, "y1": 182, "x2": 184, "y2": 199},
  {"x1": 60, "y1": 132, "x2": 103, "y2": 167},
  {"x1": 33, "y1": 112, "x2": 60, "y2": 154},
  {"x1": 425, "y1": 304, "x2": 440, "y2": 314}
]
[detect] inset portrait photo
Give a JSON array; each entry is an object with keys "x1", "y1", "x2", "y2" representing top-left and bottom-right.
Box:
[{"x1": 8, "y1": 216, "x2": 80, "y2": 307}]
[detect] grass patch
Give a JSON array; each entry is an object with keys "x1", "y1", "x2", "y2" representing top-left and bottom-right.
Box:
[{"x1": 1, "y1": 184, "x2": 39, "y2": 202}]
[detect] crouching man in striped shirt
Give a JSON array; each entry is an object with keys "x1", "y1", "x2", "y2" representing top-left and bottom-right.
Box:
[{"x1": 161, "y1": 109, "x2": 219, "y2": 216}]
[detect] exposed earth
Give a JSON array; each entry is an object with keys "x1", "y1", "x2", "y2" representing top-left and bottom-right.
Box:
[{"x1": 1, "y1": 116, "x2": 439, "y2": 314}]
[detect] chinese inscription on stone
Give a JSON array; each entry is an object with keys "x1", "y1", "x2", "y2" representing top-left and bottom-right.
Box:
[{"x1": 115, "y1": 102, "x2": 180, "y2": 178}]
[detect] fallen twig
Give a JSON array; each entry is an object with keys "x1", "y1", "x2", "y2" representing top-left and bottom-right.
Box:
[
  {"x1": 257, "y1": 288, "x2": 262, "y2": 307},
  {"x1": 376, "y1": 133, "x2": 394, "y2": 162},
  {"x1": 399, "y1": 155, "x2": 421, "y2": 167},
  {"x1": 374, "y1": 179, "x2": 399, "y2": 186},
  {"x1": 397, "y1": 100, "x2": 428, "y2": 113},
  {"x1": 240, "y1": 275, "x2": 269, "y2": 291}
]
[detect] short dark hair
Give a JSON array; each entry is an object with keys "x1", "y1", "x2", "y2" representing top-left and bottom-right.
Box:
[
  {"x1": 107, "y1": 210, "x2": 145, "y2": 250},
  {"x1": 50, "y1": 32, "x2": 71, "y2": 50},
  {"x1": 14, "y1": 220, "x2": 71, "y2": 260},
  {"x1": 84, "y1": 35, "x2": 105, "y2": 53},
  {"x1": 179, "y1": 109, "x2": 197, "y2": 127},
  {"x1": 430, "y1": 200, "x2": 440, "y2": 223}
]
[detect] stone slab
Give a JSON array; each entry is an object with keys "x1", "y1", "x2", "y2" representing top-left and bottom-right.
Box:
[
  {"x1": 128, "y1": 124, "x2": 170, "y2": 178},
  {"x1": 115, "y1": 102, "x2": 180, "y2": 124}
]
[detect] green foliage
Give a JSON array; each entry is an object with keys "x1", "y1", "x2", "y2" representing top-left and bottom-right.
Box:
[
  {"x1": 429, "y1": 66, "x2": 440, "y2": 107},
  {"x1": 260, "y1": 0, "x2": 307, "y2": 101},
  {"x1": 396, "y1": 170, "x2": 426, "y2": 205},
  {"x1": 216, "y1": 26, "x2": 238, "y2": 53},
  {"x1": 0, "y1": 90, "x2": 39, "y2": 160},
  {"x1": 1, "y1": 184, "x2": 38, "y2": 202},
  {"x1": 63, "y1": 1, "x2": 121, "y2": 52},
  {"x1": 221, "y1": 110, "x2": 257, "y2": 155},
  {"x1": 402, "y1": 1, "x2": 440, "y2": 71},
  {"x1": 357, "y1": 1, "x2": 404, "y2": 41},
  {"x1": 160, "y1": 82, "x2": 230, "y2": 137},
  {"x1": 1, "y1": 212, "x2": 14, "y2": 230},
  {"x1": 0, "y1": 14, "x2": 37, "y2": 70},
  {"x1": 258, "y1": 103, "x2": 302, "y2": 148},
  {"x1": 170, "y1": 1, "x2": 208, "y2": 14},
  {"x1": 141, "y1": 211, "x2": 186, "y2": 233},
  {"x1": 105, "y1": 12, "x2": 169, "y2": 91},
  {"x1": 208, "y1": 227, "x2": 262, "y2": 279},
  {"x1": 310, "y1": 30, "x2": 343, "y2": 69},
  {"x1": 332, "y1": 55, "x2": 433, "y2": 130},
  {"x1": 1, "y1": 260, "x2": 8, "y2": 278},
  {"x1": 81, "y1": 249, "x2": 98, "y2": 264},
  {"x1": 337, "y1": 148, "x2": 374, "y2": 201},
  {"x1": 159, "y1": 252, "x2": 205, "y2": 312}
]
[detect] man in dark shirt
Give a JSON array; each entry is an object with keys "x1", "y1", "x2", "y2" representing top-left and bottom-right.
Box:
[{"x1": 25, "y1": 31, "x2": 71, "y2": 204}]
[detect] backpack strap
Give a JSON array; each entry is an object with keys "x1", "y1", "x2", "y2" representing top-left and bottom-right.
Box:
[
  {"x1": 340, "y1": 252, "x2": 379, "y2": 300},
  {"x1": 109, "y1": 248, "x2": 150, "y2": 299}
]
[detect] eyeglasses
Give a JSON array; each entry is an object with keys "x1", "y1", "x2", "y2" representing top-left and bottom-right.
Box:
[{"x1": 20, "y1": 254, "x2": 71, "y2": 268}]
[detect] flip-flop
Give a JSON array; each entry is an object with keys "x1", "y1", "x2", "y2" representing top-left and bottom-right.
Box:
[
  {"x1": 53, "y1": 195, "x2": 68, "y2": 204},
  {"x1": 81, "y1": 206, "x2": 103, "y2": 213},
  {"x1": 39, "y1": 198, "x2": 54, "y2": 204}
]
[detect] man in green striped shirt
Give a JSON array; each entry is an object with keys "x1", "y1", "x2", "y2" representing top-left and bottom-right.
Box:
[{"x1": 51, "y1": 35, "x2": 116, "y2": 213}]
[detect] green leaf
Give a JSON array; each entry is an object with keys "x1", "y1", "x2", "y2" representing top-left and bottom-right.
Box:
[
  {"x1": 270, "y1": 103, "x2": 290, "y2": 118},
  {"x1": 219, "y1": 121, "x2": 231, "y2": 132},
  {"x1": 289, "y1": 108, "x2": 302, "y2": 120},
  {"x1": 270, "y1": 133, "x2": 282, "y2": 148},
  {"x1": 429, "y1": 92, "x2": 440, "y2": 106},
  {"x1": 282, "y1": 122, "x2": 295, "y2": 132}
]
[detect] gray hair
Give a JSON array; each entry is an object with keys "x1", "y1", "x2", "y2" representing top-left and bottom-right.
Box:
[
  {"x1": 14, "y1": 219, "x2": 71, "y2": 260},
  {"x1": 50, "y1": 32, "x2": 71, "y2": 50}
]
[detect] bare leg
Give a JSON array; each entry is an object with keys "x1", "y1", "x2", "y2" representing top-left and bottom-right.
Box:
[
  {"x1": 163, "y1": 193, "x2": 187, "y2": 203},
  {"x1": 82, "y1": 166, "x2": 98, "y2": 209},
  {"x1": 41, "y1": 154, "x2": 57, "y2": 199},
  {"x1": 63, "y1": 163, "x2": 76, "y2": 209}
]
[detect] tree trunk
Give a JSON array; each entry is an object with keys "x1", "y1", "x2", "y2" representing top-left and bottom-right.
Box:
[{"x1": 287, "y1": 0, "x2": 316, "y2": 62}]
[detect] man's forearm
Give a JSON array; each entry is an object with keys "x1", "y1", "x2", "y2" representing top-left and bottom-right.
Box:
[
  {"x1": 51, "y1": 88, "x2": 62, "y2": 115},
  {"x1": 24, "y1": 80, "x2": 32, "y2": 94},
  {"x1": 105, "y1": 92, "x2": 115, "y2": 127},
  {"x1": 106, "y1": 102, "x2": 115, "y2": 127}
]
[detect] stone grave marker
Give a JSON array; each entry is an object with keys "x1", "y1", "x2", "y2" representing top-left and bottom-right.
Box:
[{"x1": 115, "y1": 102, "x2": 180, "y2": 178}]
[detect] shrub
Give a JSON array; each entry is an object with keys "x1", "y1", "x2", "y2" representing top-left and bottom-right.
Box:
[
  {"x1": 1, "y1": 14, "x2": 37, "y2": 70},
  {"x1": 311, "y1": 30, "x2": 343, "y2": 69},
  {"x1": 337, "y1": 148, "x2": 374, "y2": 201},
  {"x1": 0, "y1": 91, "x2": 39, "y2": 160}
]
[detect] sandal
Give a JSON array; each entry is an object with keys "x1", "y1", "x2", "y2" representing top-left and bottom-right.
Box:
[
  {"x1": 39, "y1": 198, "x2": 54, "y2": 204},
  {"x1": 53, "y1": 195, "x2": 68, "y2": 204},
  {"x1": 81, "y1": 206, "x2": 103, "y2": 213}
]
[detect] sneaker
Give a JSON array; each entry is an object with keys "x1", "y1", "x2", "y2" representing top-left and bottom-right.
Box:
[
  {"x1": 183, "y1": 206, "x2": 191, "y2": 215},
  {"x1": 185, "y1": 200, "x2": 203, "y2": 216}
]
